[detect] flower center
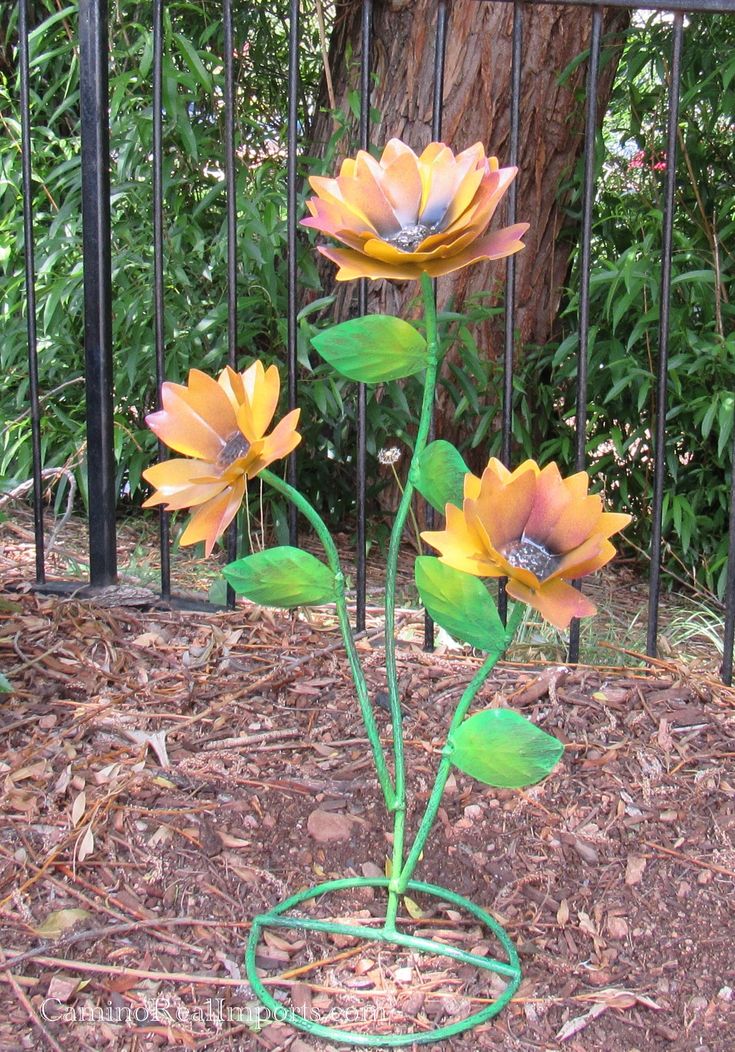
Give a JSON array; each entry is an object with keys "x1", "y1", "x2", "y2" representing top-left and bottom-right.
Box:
[
  {"x1": 501, "y1": 536, "x2": 561, "y2": 582},
  {"x1": 217, "y1": 431, "x2": 251, "y2": 469},
  {"x1": 385, "y1": 223, "x2": 433, "y2": 253}
]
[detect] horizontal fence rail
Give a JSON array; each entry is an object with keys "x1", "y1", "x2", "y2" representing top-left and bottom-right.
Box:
[{"x1": 10, "y1": 0, "x2": 735, "y2": 682}]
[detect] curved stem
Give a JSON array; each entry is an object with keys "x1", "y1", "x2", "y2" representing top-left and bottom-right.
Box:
[
  {"x1": 259, "y1": 468, "x2": 395, "y2": 810},
  {"x1": 396, "y1": 602, "x2": 525, "y2": 894},
  {"x1": 384, "y1": 272, "x2": 441, "y2": 930}
]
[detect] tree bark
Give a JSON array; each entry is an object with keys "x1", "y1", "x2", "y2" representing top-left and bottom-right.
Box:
[{"x1": 309, "y1": 0, "x2": 629, "y2": 454}]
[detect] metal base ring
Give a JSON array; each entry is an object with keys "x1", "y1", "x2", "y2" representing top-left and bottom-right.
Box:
[{"x1": 245, "y1": 876, "x2": 521, "y2": 1047}]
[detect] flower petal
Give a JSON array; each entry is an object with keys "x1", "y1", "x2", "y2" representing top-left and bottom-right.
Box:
[
  {"x1": 470, "y1": 464, "x2": 538, "y2": 550},
  {"x1": 317, "y1": 245, "x2": 423, "y2": 282},
  {"x1": 418, "y1": 144, "x2": 462, "y2": 226},
  {"x1": 544, "y1": 494, "x2": 603, "y2": 553},
  {"x1": 347, "y1": 153, "x2": 403, "y2": 235},
  {"x1": 146, "y1": 370, "x2": 235, "y2": 461},
  {"x1": 523, "y1": 462, "x2": 572, "y2": 545},
  {"x1": 598, "y1": 512, "x2": 633, "y2": 538},
  {"x1": 421, "y1": 503, "x2": 503, "y2": 578},
  {"x1": 238, "y1": 361, "x2": 281, "y2": 441},
  {"x1": 550, "y1": 536, "x2": 617, "y2": 582},
  {"x1": 563, "y1": 471, "x2": 589, "y2": 500},
  {"x1": 463, "y1": 471, "x2": 482, "y2": 500},
  {"x1": 506, "y1": 577, "x2": 597, "y2": 630},
  {"x1": 248, "y1": 409, "x2": 302, "y2": 476},
  {"x1": 437, "y1": 164, "x2": 486, "y2": 229},
  {"x1": 141, "y1": 458, "x2": 228, "y2": 510},
  {"x1": 218, "y1": 365, "x2": 246, "y2": 414},
  {"x1": 179, "y1": 477, "x2": 246, "y2": 557},
  {"x1": 422, "y1": 224, "x2": 530, "y2": 277},
  {"x1": 376, "y1": 149, "x2": 423, "y2": 227}
]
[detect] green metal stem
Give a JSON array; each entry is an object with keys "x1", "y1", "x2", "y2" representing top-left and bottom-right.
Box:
[
  {"x1": 260, "y1": 468, "x2": 395, "y2": 810},
  {"x1": 384, "y1": 272, "x2": 441, "y2": 931},
  {"x1": 396, "y1": 603, "x2": 525, "y2": 894}
]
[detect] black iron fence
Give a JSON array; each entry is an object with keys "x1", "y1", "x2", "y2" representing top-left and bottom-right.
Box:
[{"x1": 9, "y1": 0, "x2": 735, "y2": 681}]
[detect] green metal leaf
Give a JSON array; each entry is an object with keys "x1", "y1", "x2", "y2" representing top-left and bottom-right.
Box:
[
  {"x1": 311, "y1": 315, "x2": 427, "y2": 382},
  {"x1": 223, "y1": 547, "x2": 335, "y2": 608},
  {"x1": 414, "y1": 557, "x2": 505, "y2": 652},
  {"x1": 414, "y1": 440, "x2": 470, "y2": 512},
  {"x1": 451, "y1": 708, "x2": 564, "y2": 788}
]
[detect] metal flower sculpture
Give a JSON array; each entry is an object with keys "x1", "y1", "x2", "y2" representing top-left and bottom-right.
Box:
[
  {"x1": 143, "y1": 361, "x2": 300, "y2": 555},
  {"x1": 422, "y1": 459, "x2": 631, "y2": 630},
  {"x1": 302, "y1": 138, "x2": 529, "y2": 281},
  {"x1": 144, "y1": 137, "x2": 631, "y2": 1048}
]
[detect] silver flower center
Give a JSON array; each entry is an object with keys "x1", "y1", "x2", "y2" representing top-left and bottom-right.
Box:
[
  {"x1": 217, "y1": 431, "x2": 250, "y2": 469},
  {"x1": 385, "y1": 223, "x2": 433, "y2": 253},
  {"x1": 501, "y1": 536, "x2": 561, "y2": 582}
]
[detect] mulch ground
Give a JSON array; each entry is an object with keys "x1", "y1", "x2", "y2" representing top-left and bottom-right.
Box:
[{"x1": 1, "y1": 519, "x2": 734, "y2": 1051}]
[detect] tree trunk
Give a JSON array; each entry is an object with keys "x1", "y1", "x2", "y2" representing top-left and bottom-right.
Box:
[{"x1": 308, "y1": 0, "x2": 629, "y2": 458}]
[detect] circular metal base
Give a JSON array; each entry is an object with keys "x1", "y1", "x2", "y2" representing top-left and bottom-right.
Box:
[{"x1": 245, "y1": 876, "x2": 521, "y2": 1047}]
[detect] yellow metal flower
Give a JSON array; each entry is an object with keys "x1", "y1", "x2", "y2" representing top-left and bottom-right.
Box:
[
  {"x1": 143, "y1": 362, "x2": 300, "y2": 556},
  {"x1": 422, "y1": 459, "x2": 631, "y2": 630},
  {"x1": 302, "y1": 139, "x2": 529, "y2": 281}
]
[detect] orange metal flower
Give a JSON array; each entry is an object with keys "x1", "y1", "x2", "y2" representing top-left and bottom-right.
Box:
[
  {"x1": 422, "y1": 459, "x2": 631, "y2": 630},
  {"x1": 302, "y1": 139, "x2": 529, "y2": 281},
  {"x1": 143, "y1": 362, "x2": 300, "y2": 556}
]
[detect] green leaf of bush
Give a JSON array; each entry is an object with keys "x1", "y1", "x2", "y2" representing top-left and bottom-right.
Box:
[
  {"x1": 414, "y1": 557, "x2": 505, "y2": 652},
  {"x1": 311, "y1": 315, "x2": 427, "y2": 382},
  {"x1": 451, "y1": 709, "x2": 564, "y2": 788},
  {"x1": 414, "y1": 440, "x2": 470, "y2": 512},
  {"x1": 223, "y1": 547, "x2": 335, "y2": 608}
]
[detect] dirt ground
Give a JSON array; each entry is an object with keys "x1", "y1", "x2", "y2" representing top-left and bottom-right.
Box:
[{"x1": 1, "y1": 519, "x2": 734, "y2": 1052}]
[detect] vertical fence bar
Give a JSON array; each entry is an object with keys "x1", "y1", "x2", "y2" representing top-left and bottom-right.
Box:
[
  {"x1": 431, "y1": 3, "x2": 448, "y2": 156},
  {"x1": 79, "y1": 0, "x2": 117, "y2": 586},
  {"x1": 18, "y1": 0, "x2": 45, "y2": 584},
  {"x1": 287, "y1": 0, "x2": 300, "y2": 545},
  {"x1": 646, "y1": 12, "x2": 684, "y2": 657},
  {"x1": 422, "y1": 0, "x2": 449, "y2": 652},
  {"x1": 722, "y1": 422, "x2": 735, "y2": 685},
  {"x1": 500, "y1": 0, "x2": 523, "y2": 469},
  {"x1": 223, "y1": 0, "x2": 238, "y2": 605},
  {"x1": 152, "y1": 0, "x2": 170, "y2": 600},
  {"x1": 355, "y1": 0, "x2": 372, "y2": 632},
  {"x1": 497, "y1": 0, "x2": 523, "y2": 626},
  {"x1": 567, "y1": 5, "x2": 602, "y2": 664}
]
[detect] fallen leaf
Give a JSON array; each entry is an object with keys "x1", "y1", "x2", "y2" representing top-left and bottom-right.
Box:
[
  {"x1": 625, "y1": 854, "x2": 647, "y2": 885},
  {"x1": 53, "y1": 764, "x2": 72, "y2": 795},
  {"x1": 93, "y1": 763, "x2": 122, "y2": 785},
  {"x1": 122, "y1": 728, "x2": 170, "y2": 768},
  {"x1": 77, "y1": 824, "x2": 94, "y2": 862},
  {"x1": 219, "y1": 832, "x2": 251, "y2": 849},
  {"x1": 403, "y1": 895, "x2": 425, "y2": 920},
  {"x1": 132, "y1": 631, "x2": 166, "y2": 647},
  {"x1": 557, "y1": 1002, "x2": 607, "y2": 1040},
  {"x1": 71, "y1": 790, "x2": 86, "y2": 827},
  {"x1": 35, "y1": 908, "x2": 92, "y2": 939},
  {"x1": 578, "y1": 987, "x2": 662, "y2": 1011},
  {"x1": 9, "y1": 760, "x2": 48, "y2": 782},
  {"x1": 263, "y1": 931, "x2": 305, "y2": 953}
]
